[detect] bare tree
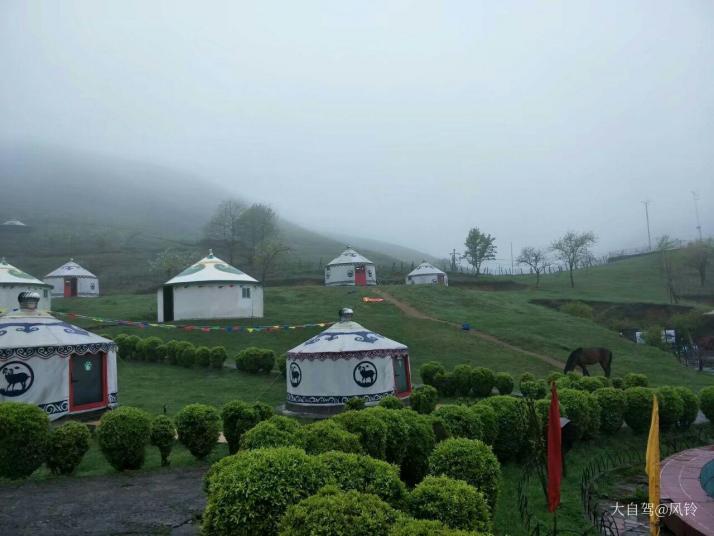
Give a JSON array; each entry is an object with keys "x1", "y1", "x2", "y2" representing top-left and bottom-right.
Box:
[
  {"x1": 238, "y1": 204, "x2": 279, "y2": 273},
  {"x1": 255, "y1": 240, "x2": 291, "y2": 282},
  {"x1": 656, "y1": 235, "x2": 679, "y2": 303},
  {"x1": 463, "y1": 227, "x2": 497, "y2": 276},
  {"x1": 516, "y1": 247, "x2": 550, "y2": 287},
  {"x1": 149, "y1": 248, "x2": 196, "y2": 280},
  {"x1": 203, "y1": 199, "x2": 245, "y2": 264},
  {"x1": 550, "y1": 231, "x2": 597, "y2": 288},
  {"x1": 682, "y1": 239, "x2": 714, "y2": 286}
]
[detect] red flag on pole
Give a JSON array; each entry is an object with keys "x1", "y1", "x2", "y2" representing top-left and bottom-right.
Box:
[{"x1": 547, "y1": 382, "x2": 562, "y2": 512}]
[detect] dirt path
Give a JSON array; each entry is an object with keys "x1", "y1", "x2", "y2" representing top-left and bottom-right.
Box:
[
  {"x1": 374, "y1": 289, "x2": 563, "y2": 369},
  {"x1": 0, "y1": 466, "x2": 207, "y2": 535}
]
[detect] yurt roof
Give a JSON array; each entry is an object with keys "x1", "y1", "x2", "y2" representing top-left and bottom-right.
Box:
[
  {"x1": 287, "y1": 314, "x2": 407, "y2": 360},
  {"x1": 164, "y1": 250, "x2": 259, "y2": 286},
  {"x1": 0, "y1": 258, "x2": 50, "y2": 287},
  {"x1": 0, "y1": 306, "x2": 114, "y2": 359},
  {"x1": 327, "y1": 247, "x2": 374, "y2": 266},
  {"x1": 407, "y1": 262, "x2": 446, "y2": 277},
  {"x1": 1, "y1": 219, "x2": 26, "y2": 226},
  {"x1": 45, "y1": 259, "x2": 97, "y2": 279}
]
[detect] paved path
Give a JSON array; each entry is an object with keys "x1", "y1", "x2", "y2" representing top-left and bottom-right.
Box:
[
  {"x1": 0, "y1": 467, "x2": 208, "y2": 535},
  {"x1": 374, "y1": 289, "x2": 563, "y2": 369}
]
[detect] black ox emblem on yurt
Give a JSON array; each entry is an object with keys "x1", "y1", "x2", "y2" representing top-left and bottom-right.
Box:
[
  {"x1": 353, "y1": 361, "x2": 377, "y2": 388},
  {"x1": 0, "y1": 361, "x2": 34, "y2": 397},
  {"x1": 289, "y1": 362, "x2": 302, "y2": 387}
]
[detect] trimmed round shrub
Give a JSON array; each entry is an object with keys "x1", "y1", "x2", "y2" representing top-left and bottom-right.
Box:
[
  {"x1": 494, "y1": 372, "x2": 514, "y2": 395},
  {"x1": 480, "y1": 396, "x2": 526, "y2": 461},
  {"x1": 428, "y1": 438, "x2": 500, "y2": 510},
  {"x1": 240, "y1": 416, "x2": 301, "y2": 450},
  {"x1": 278, "y1": 486, "x2": 400, "y2": 536},
  {"x1": 546, "y1": 372, "x2": 564, "y2": 385},
  {"x1": 400, "y1": 409, "x2": 438, "y2": 486},
  {"x1": 433, "y1": 405, "x2": 481, "y2": 440},
  {"x1": 253, "y1": 401, "x2": 275, "y2": 421},
  {"x1": 411, "y1": 385, "x2": 438, "y2": 414},
  {"x1": 155, "y1": 344, "x2": 169, "y2": 362},
  {"x1": 408, "y1": 475, "x2": 491, "y2": 533},
  {"x1": 389, "y1": 519, "x2": 484, "y2": 536},
  {"x1": 593, "y1": 388, "x2": 625, "y2": 435},
  {"x1": 557, "y1": 388, "x2": 600, "y2": 440},
  {"x1": 0, "y1": 403, "x2": 50, "y2": 479},
  {"x1": 595, "y1": 376, "x2": 611, "y2": 388},
  {"x1": 276, "y1": 353, "x2": 287, "y2": 376},
  {"x1": 555, "y1": 373, "x2": 580, "y2": 390},
  {"x1": 96, "y1": 406, "x2": 151, "y2": 471},
  {"x1": 574, "y1": 376, "x2": 603, "y2": 393},
  {"x1": 194, "y1": 346, "x2": 211, "y2": 368},
  {"x1": 137, "y1": 336, "x2": 163, "y2": 362},
  {"x1": 318, "y1": 451, "x2": 407, "y2": 506},
  {"x1": 46, "y1": 421, "x2": 91, "y2": 475},
  {"x1": 674, "y1": 386, "x2": 699, "y2": 430},
  {"x1": 177, "y1": 344, "x2": 196, "y2": 368},
  {"x1": 420, "y1": 361, "x2": 446, "y2": 387},
  {"x1": 519, "y1": 372, "x2": 535, "y2": 388},
  {"x1": 520, "y1": 379, "x2": 547, "y2": 399},
  {"x1": 624, "y1": 373, "x2": 648, "y2": 388},
  {"x1": 611, "y1": 376, "x2": 625, "y2": 389},
  {"x1": 470, "y1": 367, "x2": 495, "y2": 398},
  {"x1": 345, "y1": 397, "x2": 366, "y2": 411},
  {"x1": 379, "y1": 396, "x2": 405, "y2": 410},
  {"x1": 209, "y1": 346, "x2": 228, "y2": 369},
  {"x1": 299, "y1": 419, "x2": 363, "y2": 455},
  {"x1": 656, "y1": 386, "x2": 684, "y2": 432},
  {"x1": 367, "y1": 407, "x2": 411, "y2": 465},
  {"x1": 700, "y1": 386, "x2": 714, "y2": 423},
  {"x1": 118, "y1": 334, "x2": 141, "y2": 360},
  {"x1": 221, "y1": 400, "x2": 267, "y2": 454},
  {"x1": 452, "y1": 364, "x2": 474, "y2": 397},
  {"x1": 433, "y1": 371, "x2": 456, "y2": 397},
  {"x1": 235, "y1": 346, "x2": 275, "y2": 374},
  {"x1": 150, "y1": 415, "x2": 176, "y2": 466},
  {"x1": 470, "y1": 403, "x2": 498, "y2": 446},
  {"x1": 334, "y1": 410, "x2": 389, "y2": 460},
  {"x1": 167, "y1": 340, "x2": 192, "y2": 365},
  {"x1": 624, "y1": 387, "x2": 655, "y2": 434},
  {"x1": 202, "y1": 447, "x2": 328, "y2": 536},
  {"x1": 175, "y1": 404, "x2": 221, "y2": 459}
]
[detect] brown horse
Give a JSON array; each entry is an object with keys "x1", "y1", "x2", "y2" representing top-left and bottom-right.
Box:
[{"x1": 564, "y1": 347, "x2": 612, "y2": 377}]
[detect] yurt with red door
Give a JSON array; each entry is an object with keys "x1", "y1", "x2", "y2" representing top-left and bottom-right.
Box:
[
  {"x1": 0, "y1": 258, "x2": 52, "y2": 314},
  {"x1": 285, "y1": 308, "x2": 411, "y2": 414},
  {"x1": 0, "y1": 292, "x2": 118, "y2": 420},
  {"x1": 324, "y1": 247, "x2": 377, "y2": 287},
  {"x1": 44, "y1": 259, "x2": 99, "y2": 298}
]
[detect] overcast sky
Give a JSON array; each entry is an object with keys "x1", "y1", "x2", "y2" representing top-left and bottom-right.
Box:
[{"x1": 1, "y1": 1, "x2": 712, "y2": 261}]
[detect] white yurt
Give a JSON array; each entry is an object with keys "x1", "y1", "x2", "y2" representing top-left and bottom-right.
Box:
[
  {"x1": 405, "y1": 262, "x2": 448, "y2": 286},
  {"x1": 157, "y1": 250, "x2": 263, "y2": 322},
  {"x1": 0, "y1": 258, "x2": 52, "y2": 314},
  {"x1": 0, "y1": 292, "x2": 118, "y2": 420},
  {"x1": 44, "y1": 259, "x2": 99, "y2": 298},
  {"x1": 324, "y1": 247, "x2": 377, "y2": 287},
  {"x1": 285, "y1": 308, "x2": 412, "y2": 414}
]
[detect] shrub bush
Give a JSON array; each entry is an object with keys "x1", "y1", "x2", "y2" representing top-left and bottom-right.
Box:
[
  {"x1": 433, "y1": 405, "x2": 481, "y2": 440},
  {"x1": 470, "y1": 403, "x2": 498, "y2": 446},
  {"x1": 345, "y1": 397, "x2": 366, "y2": 411},
  {"x1": 559, "y1": 301, "x2": 593, "y2": 319},
  {"x1": 150, "y1": 415, "x2": 176, "y2": 466},
  {"x1": 202, "y1": 447, "x2": 328, "y2": 536},
  {"x1": 240, "y1": 416, "x2": 301, "y2": 450},
  {"x1": 235, "y1": 346, "x2": 275, "y2": 374},
  {"x1": 656, "y1": 386, "x2": 684, "y2": 432},
  {"x1": 410, "y1": 385, "x2": 438, "y2": 414},
  {"x1": 155, "y1": 344, "x2": 169, "y2": 362},
  {"x1": 177, "y1": 344, "x2": 196, "y2": 368},
  {"x1": 46, "y1": 421, "x2": 91, "y2": 475},
  {"x1": 118, "y1": 334, "x2": 141, "y2": 360},
  {"x1": 408, "y1": 475, "x2": 491, "y2": 533},
  {"x1": 593, "y1": 388, "x2": 625, "y2": 435},
  {"x1": 209, "y1": 346, "x2": 228, "y2": 369},
  {"x1": 624, "y1": 373, "x2": 648, "y2": 388},
  {"x1": 519, "y1": 372, "x2": 536, "y2": 387},
  {"x1": 420, "y1": 361, "x2": 446, "y2": 387},
  {"x1": 96, "y1": 406, "x2": 151, "y2": 471},
  {"x1": 366, "y1": 407, "x2": 411, "y2": 465},
  {"x1": 624, "y1": 387, "x2": 655, "y2": 434},
  {"x1": 574, "y1": 377, "x2": 603, "y2": 393},
  {"x1": 494, "y1": 372, "x2": 514, "y2": 395},
  {"x1": 611, "y1": 376, "x2": 625, "y2": 389},
  {"x1": 674, "y1": 386, "x2": 699, "y2": 430},
  {"x1": 137, "y1": 336, "x2": 164, "y2": 362},
  {"x1": 318, "y1": 451, "x2": 407, "y2": 506},
  {"x1": 470, "y1": 367, "x2": 495, "y2": 398},
  {"x1": 557, "y1": 388, "x2": 600, "y2": 440},
  {"x1": 278, "y1": 486, "x2": 400, "y2": 536},
  {"x1": 400, "y1": 409, "x2": 438, "y2": 487},
  {"x1": 299, "y1": 419, "x2": 363, "y2": 455},
  {"x1": 388, "y1": 519, "x2": 483, "y2": 536},
  {"x1": 700, "y1": 386, "x2": 714, "y2": 423},
  {"x1": 451, "y1": 364, "x2": 474, "y2": 397},
  {"x1": 379, "y1": 396, "x2": 404, "y2": 409},
  {"x1": 546, "y1": 372, "x2": 564, "y2": 385},
  {"x1": 644, "y1": 325, "x2": 666, "y2": 349},
  {"x1": 333, "y1": 410, "x2": 389, "y2": 460},
  {"x1": 480, "y1": 396, "x2": 526, "y2": 461},
  {"x1": 222, "y1": 400, "x2": 260, "y2": 454},
  {"x1": 520, "y1": 379, "x2": 547, "y2": 399},
  {"x1": 194, "y1": 346, "x2": 211, "y2": 368},
  {"x1": 276, "y1": 353, "x2": 287, "y2": 376},
  {"x1": 0, "y1": 403, "x2": 50, "y2": 479},
  {"x1": 428, "y1": 438, "x2": 500, "y2": 510},
  {"x1": 175, "y1": 404, "x2": 221, "y2": 459},
  {"x1": 166, "y1": 340, "x2": 191, "y2": 365},
  {"x1": 433, "y1": 371, "x2": 456, "y2": 397}
]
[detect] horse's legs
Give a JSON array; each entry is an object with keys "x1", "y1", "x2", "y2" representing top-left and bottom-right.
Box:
[{"x1": 580, "y1": 365, "x2": 590, "y2": 376}]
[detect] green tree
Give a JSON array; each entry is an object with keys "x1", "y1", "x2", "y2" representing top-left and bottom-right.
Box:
[
  {"x1": 551, "y1": 231, "x2": 597, "y2": 288},
  {"x1": 463, "y1": 228, "x2": 496, "y2": 275}
]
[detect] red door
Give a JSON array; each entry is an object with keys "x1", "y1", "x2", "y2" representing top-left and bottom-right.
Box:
[
  {"x1": 64, "y1": 278, "x2": 72, "y2": 297},
  {"x1": 354, "y1": 266, "x2": 367, "y2": 286}
]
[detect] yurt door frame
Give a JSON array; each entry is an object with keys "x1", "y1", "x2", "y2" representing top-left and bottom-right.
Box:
[
  {"x1": 392, "y1": 355, "x2": 411, "y2": 397},
  {"x1": 69, "y1": 352, "x2": 108, "y2": 412},
  {"x1": 354, "y1": 265, "x2": 367, "y2": 286},
  {"x1": 437, "y1": 274, "x2": 445, "y2": 284},
  {"x1": 64, "y1": 277, "x2": 78, "y2": 297}
]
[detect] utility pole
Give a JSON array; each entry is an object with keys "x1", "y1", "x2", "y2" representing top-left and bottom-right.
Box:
[
  {"x1": 449, "y1": 249, "x2": 459, "y2": 272},
  {"x1": 692, "y1": 191, "x2": 703, "y2": 241},
  {"x1": 510, "y1": 242, "x2": 514, "y2": 274},
  {"x1": 642, "y1": 200, "x2": 652, "y2": 251}
]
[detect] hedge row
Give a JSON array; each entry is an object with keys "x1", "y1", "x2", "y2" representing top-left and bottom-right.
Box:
[{"x1": 420, "y1": 362, "x2": 513, "y2": 398}]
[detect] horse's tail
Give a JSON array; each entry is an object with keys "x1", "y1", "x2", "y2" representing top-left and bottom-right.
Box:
[{"x1": 564, "y1": 348, "x2": 581, "y2": 373}]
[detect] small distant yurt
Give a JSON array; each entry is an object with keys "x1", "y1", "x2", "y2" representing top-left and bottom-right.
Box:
[
  {"x1": 0, "y1": 219, "x2": 30, "y2": 233},
  {"x1": 325, "y1": 247, "x2": 376, "y2": 287},
  {"x1": 405, "y1": 262, "x2": 448, "y2": 286},
  {"x1": 44, "y1": 259, "x2": 99, "y2": 298},
  {"x1": 0, "y1": 292, "x2": 118, "y2": 420},
  {"x1": 285, "y1": 308, "x2": 412, "y2": 414},
  {"x1": 157, "y1": 250, "x2": 263, "y2": 322},
  {"x1": 0, "y1": 258, "x2": 52, "y2": 314}
]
